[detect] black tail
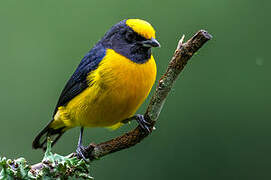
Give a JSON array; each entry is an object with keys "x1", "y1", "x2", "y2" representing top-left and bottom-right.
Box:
[{"x1": 32, "y1": 121, "x2": 66, "y2": 150}]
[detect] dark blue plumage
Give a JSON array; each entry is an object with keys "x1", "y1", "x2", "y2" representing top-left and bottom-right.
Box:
[
  {"x1": 53, "y1": 44, "x2": 106, "y2": 115},
  {"x1": 53, "y1": 20, "x2": 152, "y2": 116}
]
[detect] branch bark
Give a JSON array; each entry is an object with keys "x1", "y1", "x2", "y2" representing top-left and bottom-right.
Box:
[
  {"x1": 31, "y1": 29, "x2": 212, "y2": 173},
  {"x1": 87, "y1": 30, "x2": 212, "y2": 159}
]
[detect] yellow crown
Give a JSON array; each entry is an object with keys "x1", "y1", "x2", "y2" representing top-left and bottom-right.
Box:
[{"x1": 126, "y1": 19, "x2": 156, "y2": 39}]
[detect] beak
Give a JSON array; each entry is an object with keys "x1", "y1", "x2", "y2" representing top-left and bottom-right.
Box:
[{"x1": 142, "y1": 37, "x2": 161, "y2": 48}]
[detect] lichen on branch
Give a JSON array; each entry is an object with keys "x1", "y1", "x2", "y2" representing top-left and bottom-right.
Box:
[{"x1": 1, "y1": 139, "x2": 92, "y2": 179}]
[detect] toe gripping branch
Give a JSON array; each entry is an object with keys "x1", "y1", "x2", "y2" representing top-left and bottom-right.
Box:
[
  {"x1": 76, "y1": 143, "x2": 96, "y2": 162},
  {"x1": 122, "y1": 114, "x2": 154, "y2": 134},
  {"x1": 76, "y1": 127, "x2": 95, "y2": 162},
  {"x1": 77, "y1": 114, "x2": 154, "y2": 161},
  {"x1": 75, "y1": 113, "x2": 154, "y2": 162},
  {"x1": 76, "y1": 145, "x2": 89, "y2": 162}
]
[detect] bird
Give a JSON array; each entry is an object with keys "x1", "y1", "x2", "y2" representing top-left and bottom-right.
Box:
[{"x1": 32, "y1": 19, "x2": 160, "y2": 160}]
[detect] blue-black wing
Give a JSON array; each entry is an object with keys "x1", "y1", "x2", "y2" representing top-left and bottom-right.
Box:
[{"x1": 53, "y1": 44, "x2": 106, "y2": 115}]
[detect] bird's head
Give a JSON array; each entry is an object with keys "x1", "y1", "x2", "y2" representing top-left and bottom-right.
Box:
[{"x1": 100, "y1": 19, "x2": 160, "y2": 63}]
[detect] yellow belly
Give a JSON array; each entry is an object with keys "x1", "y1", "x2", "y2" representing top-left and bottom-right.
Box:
[{"x1": 53, "y1": 49, "x2": 157, "y2": 129}]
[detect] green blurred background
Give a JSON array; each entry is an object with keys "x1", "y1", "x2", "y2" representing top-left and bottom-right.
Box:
[{"x1": 0, "y1": 0, "x2": 270, "y2": 179}]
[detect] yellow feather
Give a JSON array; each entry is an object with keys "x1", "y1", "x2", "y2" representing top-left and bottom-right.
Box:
[
  {"x1": 126, "y1": 19, "x2": 156, "y2": 39},
  {"x1": 106, "y1": 122, "x2": 124, "y2": 130},
  {"x1": 53, "y1": 49, "x2": 157, "y2": 129}
]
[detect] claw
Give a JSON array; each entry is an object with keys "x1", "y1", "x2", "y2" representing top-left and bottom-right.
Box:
[
  {"x1": 76, "y1": 127, "x2": 89, "y2": 162},
  {"x1": 135, "y1": 114, "x2": 152, "y2": 134},
  {"x1": 76, "y1": 145, "x2": 89, "y2": 162},
  {"x1": 121, "y1": 114, "x2": 153, "y2": 134}
]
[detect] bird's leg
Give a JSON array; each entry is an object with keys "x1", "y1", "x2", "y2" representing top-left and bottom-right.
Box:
[
  {"x1": 76, "y1": 127, "x2": 89, "y2": 162},
  {"x1": 122, "y1": 114, "x2": 152, "y2": 134}
]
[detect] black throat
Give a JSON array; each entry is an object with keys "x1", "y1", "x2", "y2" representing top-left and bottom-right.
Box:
[{"x1": 99, "y1": 20, "x2": 152, "y2": 64}]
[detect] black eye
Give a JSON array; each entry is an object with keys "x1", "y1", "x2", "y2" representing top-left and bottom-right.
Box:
[{"x1": 125, "y1": 30, "x2": 136, "y2": 42}]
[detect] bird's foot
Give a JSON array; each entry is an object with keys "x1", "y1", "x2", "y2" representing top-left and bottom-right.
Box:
[
  {"x1": 135, "y1": 114, "x2": 152, "y2": 133},
  {"x1": 76, "y1": 145, "x2": 90, "y2": 162},
  {"x1": 123, "y1": 114, "x2": 152, "y2": 134}
]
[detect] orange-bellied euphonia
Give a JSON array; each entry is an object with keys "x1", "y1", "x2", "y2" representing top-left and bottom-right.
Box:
[{"x1": 32, "y1": 19, "x2": 160, "y2": 160}]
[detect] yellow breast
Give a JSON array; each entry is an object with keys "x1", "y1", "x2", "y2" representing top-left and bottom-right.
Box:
[{"x1": 56, "y1": 49, "x2": 157, "y2": 128}]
